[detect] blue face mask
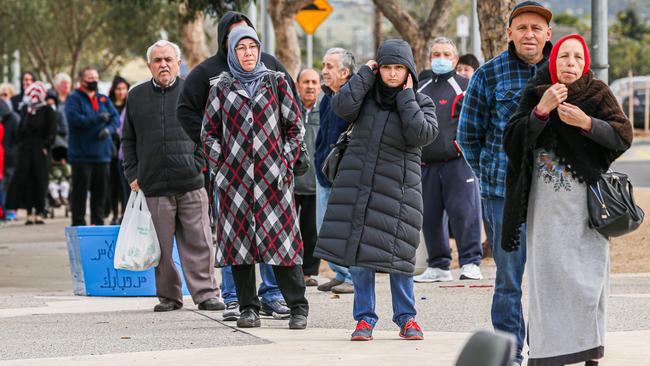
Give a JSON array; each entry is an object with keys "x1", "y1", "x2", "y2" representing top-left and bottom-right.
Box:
[{"x1": 431, "y1": 58, "x2": 454, "y2": 75}]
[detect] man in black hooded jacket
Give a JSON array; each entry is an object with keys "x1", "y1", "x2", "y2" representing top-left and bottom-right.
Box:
[
  {"x1": 176, "y1": 11, "x2": 296, "y2": 321},
  {"x1": 177, "y1": 11, "x2": 297, "y2": 144}
]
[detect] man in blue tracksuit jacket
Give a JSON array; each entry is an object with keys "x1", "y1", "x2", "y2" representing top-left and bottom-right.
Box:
[
  {"x1": 413, "y1": 37, "x2": 483, "y2": 284},
  {"x1": 65, "y1": 66, "x2": 119, "y2": 226}
]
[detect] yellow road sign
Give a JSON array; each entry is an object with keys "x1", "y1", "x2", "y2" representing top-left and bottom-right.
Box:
[{"x1": 295, "y1": 0, "x2": 333, "y2": 35}]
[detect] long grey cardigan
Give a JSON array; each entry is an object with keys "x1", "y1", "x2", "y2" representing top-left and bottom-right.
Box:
[{"x1": 314, "y1": 62, "x2": 438, "y2": 275}]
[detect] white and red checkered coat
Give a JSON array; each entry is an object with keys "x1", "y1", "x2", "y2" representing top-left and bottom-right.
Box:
[{"x1": 201, "y1": 71, "x2": 304, "y2": 266}]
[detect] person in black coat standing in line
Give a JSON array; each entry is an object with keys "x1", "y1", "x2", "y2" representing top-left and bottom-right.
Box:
[
  {"x1": 315, "y1": 39, "x2": 438, "y2": 341},
  {"x1": 6, "y1": 82, "x2": 56, "y2": 224}
]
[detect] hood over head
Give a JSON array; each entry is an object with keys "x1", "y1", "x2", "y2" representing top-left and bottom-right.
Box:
[
  {"x1": 376, "y1": 39, "x2": 418, "y2": 89},
  {"x1": 373, "y1": 39, "x2": 418, "y2": 110},
  {"x1": 217, "y1": 11, "x2": 255, "y2": 61}
]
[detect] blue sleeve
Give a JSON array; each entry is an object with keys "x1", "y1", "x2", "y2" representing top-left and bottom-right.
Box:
[
  {"x1": 457, "y1": 68, "x2": 490, "y2": 178},
  {"x1": 65, "y1": 94, "x2": 98, "y2": 129}
]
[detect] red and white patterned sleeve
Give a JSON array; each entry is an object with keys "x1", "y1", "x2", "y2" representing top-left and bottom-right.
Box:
[{"x1": 201, "y1": 85, "x2": 223, "y2": 172}]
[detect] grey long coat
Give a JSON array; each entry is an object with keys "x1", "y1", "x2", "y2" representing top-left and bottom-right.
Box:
[{"x1": 314, "y1": 62, "x2": 438, "y2": 275}]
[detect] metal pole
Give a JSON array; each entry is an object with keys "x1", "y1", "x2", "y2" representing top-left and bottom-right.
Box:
[
  {"x1": 591, "y1": 0, "x2": 608, "y2": 83},
  {"x1": 248, "y1": 1, "x2": 257, "y2": 30},
  {"x1": 307, "y1": 34, "x2": 313, "y2": 68},
  {"x1": 260, "y1": 0, "x2": 271, "y2": 54},
  {"x1": 12, "y1": 50, "x2": 20, "y2": 88},
  {"x1": 628, "y1": 70, "x2": 634, "y2": 128},
  {"x1": 470, "y1": 0, "x2": 482, "y2": 63},
  {"x1": 643, "y1": 81, "x2": 650, "y2": 133}
]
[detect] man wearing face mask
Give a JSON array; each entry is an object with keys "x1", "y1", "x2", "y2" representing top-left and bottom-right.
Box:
[
  {"x1": 414, "y1": 37, "x2": 483, "y2": 284},
  {"x1": 65, "y1": 66, "x2": 120, "y2": 226}
]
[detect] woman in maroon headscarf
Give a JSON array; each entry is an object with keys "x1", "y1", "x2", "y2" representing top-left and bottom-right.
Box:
[
  {"x1": 503, "y1": 34, "x2": 633, "y2": 366},
  {"x1": 6, "y1": 82, "x2": 57, "y2": 224}
]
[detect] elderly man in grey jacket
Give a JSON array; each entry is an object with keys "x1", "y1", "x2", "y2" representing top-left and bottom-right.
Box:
[
  {"x1": 294, "y1": 68, "x2": 322, "y2": 286},
  {"x1": 122, "y1": 40, "x2": 224, "y2": 312}
]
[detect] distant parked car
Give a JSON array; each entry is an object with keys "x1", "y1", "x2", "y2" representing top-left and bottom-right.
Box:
[
  {"x1": 621, "y1": 91, "x2": 647, "y2": 129},
  {"x1": 610, "y1": 76, "x2": 650, "y2": 129}
]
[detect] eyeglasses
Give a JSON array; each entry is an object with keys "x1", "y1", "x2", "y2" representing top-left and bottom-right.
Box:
[{"x1": 235, "y1": 44, "x2": 259, "y2": 53}]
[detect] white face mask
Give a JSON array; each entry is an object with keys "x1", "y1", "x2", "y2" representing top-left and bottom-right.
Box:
[{"x1": 431, "y1": 58, "x2": 454, "y2": 75}]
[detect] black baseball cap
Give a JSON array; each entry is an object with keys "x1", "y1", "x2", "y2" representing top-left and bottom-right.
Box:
[{"x1": 509, "y1": 1, "x2": 552, "y2": 26}]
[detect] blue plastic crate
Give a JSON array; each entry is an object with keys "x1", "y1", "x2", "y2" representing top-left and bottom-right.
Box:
[{"x1": 64, "y1": 226, "x2": 189, "y2": 296}]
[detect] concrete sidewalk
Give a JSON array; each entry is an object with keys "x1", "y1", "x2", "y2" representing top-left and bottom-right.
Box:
[{"x1": 1, "y1": 214, "x2": 650, "y2": 365}]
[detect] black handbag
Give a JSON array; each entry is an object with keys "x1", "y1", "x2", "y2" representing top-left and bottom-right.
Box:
[
  {"x1": 268, "y1": 74, "x2": 310, "y2": 176},
  {"x1": 321, "y1": 125, "x2": 353, "y2": 184},
  {"x1": 587, "y1": 171, "x2": 645, "y2": 237}
]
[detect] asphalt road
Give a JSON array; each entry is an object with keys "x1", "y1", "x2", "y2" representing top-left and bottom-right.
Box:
[{"x1": 612, "y1": 138, "x2": 650, "y2": 187}]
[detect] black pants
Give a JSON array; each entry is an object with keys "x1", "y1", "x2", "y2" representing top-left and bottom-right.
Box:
[
  {"x1": 71, "y1": 163, "x2": 109, "y2": 226},
  {"x1": 421, "y1": 159, "x2": 483, "y2": 270},
  {"x1": 295, "y1": 194, "x2": 320, "y2": 276},
  {"x1": 117, "y1": 160, "x2": 130, "y2": 214},
  {"x1": 106, "y1": 157, "x2": 123, "y2": 221},
  {"x1": 231, "y1": 264, "x2": 308, "y2": 317}
]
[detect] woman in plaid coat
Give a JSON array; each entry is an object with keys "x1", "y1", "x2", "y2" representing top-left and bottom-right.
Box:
[{"x1": 201, "y1": 26, "x2": 308, "y2": 330}]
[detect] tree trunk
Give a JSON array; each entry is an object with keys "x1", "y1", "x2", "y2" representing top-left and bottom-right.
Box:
[
  {"x1": 178, "y1": 1, "x2": 211, "y2": 70},
  {"x1": 268, "y1": 0, "x2": 312, "y2": 79},
  {"x1": 374, "y1": 6, "x2": 383, "y2": 57},
  {"x1": 372, "y1": 0, "x2": 453, "y2": 72},
  {"x1": 477, "y1": 0, "x2": 517, "y2": 61}
]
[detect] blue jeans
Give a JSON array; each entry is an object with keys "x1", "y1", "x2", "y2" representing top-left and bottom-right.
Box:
[
  {"x1": 316, "y1": 181, "x2": 352, "y2": 284},
  {"x1": 220, "y1": 264, "x2": 284, "y2": 304},
  {"x1": 482, "y1": 198, "x2": 526, "y2": 364},
  {"x1": 349, "y1": 266, "x2": 416, "y2": 327}
]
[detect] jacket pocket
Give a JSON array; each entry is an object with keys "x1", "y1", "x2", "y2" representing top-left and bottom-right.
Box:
[{"x1": 495, "y1": 89, "x2": 522, "y2": 125}]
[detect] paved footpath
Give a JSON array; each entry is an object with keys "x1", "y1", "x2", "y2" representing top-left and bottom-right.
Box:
[{"x1": 1, "y1": 215, "x2": 650, "y2": 365}]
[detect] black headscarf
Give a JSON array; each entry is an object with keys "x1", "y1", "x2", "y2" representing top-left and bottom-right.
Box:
[{"x1": 373, "y1": 39, "x2": 418, "y2": 110}]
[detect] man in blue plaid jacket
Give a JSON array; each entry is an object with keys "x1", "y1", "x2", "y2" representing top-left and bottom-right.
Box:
[{"x1": 457, "y1": 2, "x2": 553, "y2": 365}]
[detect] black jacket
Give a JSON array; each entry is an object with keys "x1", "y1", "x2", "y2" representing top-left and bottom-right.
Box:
[
  {"x1": 176, "y1": 11, "x2": 298, "y2": 145},
  {"x1": 314, "y1": 40, "x2": 439, "y2": 275},
  {"x1": 122, "y1": 79, "x2": 204, "y2": 197},
  {"x1": 417, "y1": 70, "x2": 468, "y2": 163}
]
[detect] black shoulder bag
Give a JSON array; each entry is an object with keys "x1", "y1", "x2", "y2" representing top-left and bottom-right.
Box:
[
  {"x1": 588, "y1": 171, "x2": 645, "y2": 237},
  {"x1": 321, "y1": 124, "x2": 353, "y2": 185},
  {"x1": 269, "y1": 74, "x2": 310, "y2": 176}
]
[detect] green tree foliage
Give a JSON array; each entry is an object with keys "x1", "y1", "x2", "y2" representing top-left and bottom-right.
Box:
[
  {"x1": 175, "y1": 0, "x2": 250, "y2": 22},
  {"x1": 609, "y1": 6, "x2": 650, "y2": 81},
  {"x1": 0, "y1": 0, "x2": 177, "y2": 83}
]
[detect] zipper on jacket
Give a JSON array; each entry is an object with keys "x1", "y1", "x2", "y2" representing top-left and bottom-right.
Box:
[{"x1": 161, "y1": 88, "x2": 168, "y2": 186}]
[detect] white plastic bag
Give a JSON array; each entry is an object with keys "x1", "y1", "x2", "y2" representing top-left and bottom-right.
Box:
[{"x1": 114, "y1": 191, "x2": 161, "y2": 271}]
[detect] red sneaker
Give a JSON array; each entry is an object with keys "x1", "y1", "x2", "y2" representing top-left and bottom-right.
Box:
[
  {"x1": 350, "y1": 320, "x2": 374, "y2": 341},
  {"x1": 399, "y1": 318, "x2": 424, "y2": 340}
]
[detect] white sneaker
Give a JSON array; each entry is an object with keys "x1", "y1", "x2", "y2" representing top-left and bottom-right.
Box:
[
  {"x1": 413, "y1": 267, "x2": 453, "y2": 283},
  {"x1": 460, "y1": 263, "x2": 483, "y2": 280}
]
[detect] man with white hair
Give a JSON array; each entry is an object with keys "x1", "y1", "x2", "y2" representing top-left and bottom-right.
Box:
[
  {"x1": 122, "y1": 40, "x2": 223, "y2": 312},
  {"x1": 313, "y1": 47, "x2": 356, "y2": 294}
]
